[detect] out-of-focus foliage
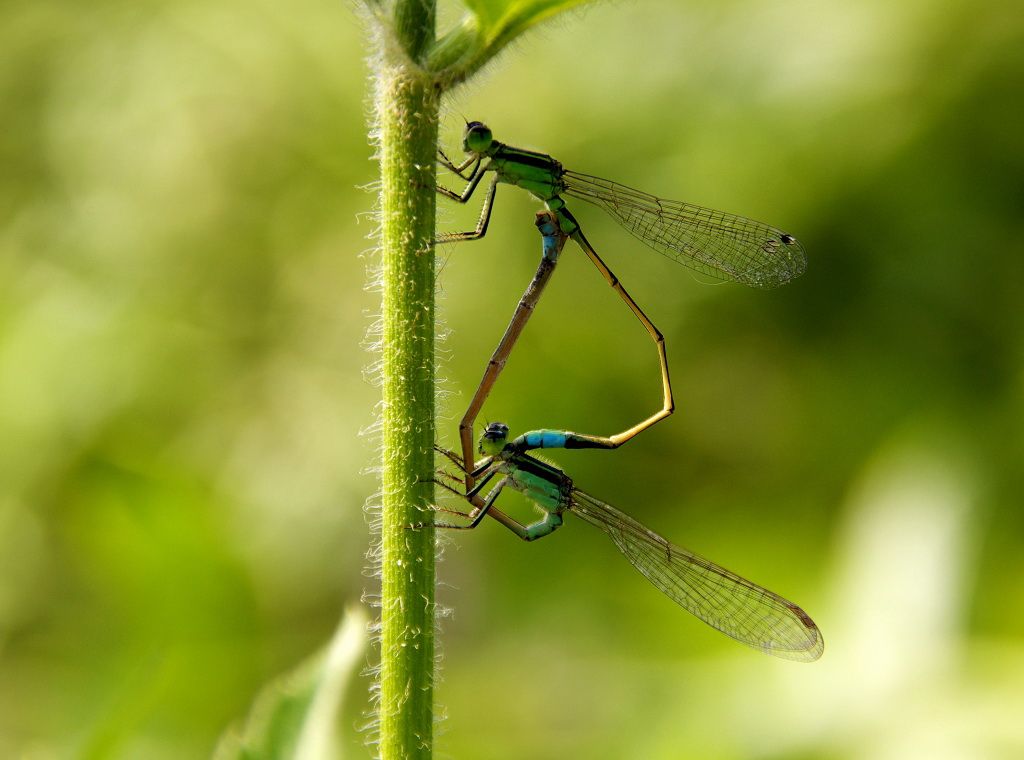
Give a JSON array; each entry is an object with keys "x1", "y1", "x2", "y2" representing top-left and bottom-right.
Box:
[
  {"x1": 213, "y1": 606, "x2": 366, "y2": 760},
  {"x1": 1, "y1": 0, "x2": 1023, "y2": 758}
]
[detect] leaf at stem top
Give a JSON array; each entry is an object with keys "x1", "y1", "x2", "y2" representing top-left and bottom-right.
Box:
[
  {"x1": 461, "y1": 0, "x2": 593, "y2": 32},
  {"x1": 431, "y1": 0, "x2": 597, "y2": 86}
]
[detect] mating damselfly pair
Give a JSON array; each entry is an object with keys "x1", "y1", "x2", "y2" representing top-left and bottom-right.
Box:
[{"x1": 421, "y1": 121, "x2": 822, "y2": 662}]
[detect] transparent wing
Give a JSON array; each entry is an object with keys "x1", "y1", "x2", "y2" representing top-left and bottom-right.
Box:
[
  {"x1": 562, "y1": 171, "x2": 806, "y2": 289},
  {"x1": 568, "y1": 489, "x2": 823, "y2": 661}
]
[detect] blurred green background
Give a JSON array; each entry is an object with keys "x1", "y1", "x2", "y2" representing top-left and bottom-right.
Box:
[{"x1": 3, "y1": 0, "x2": 1024, "y2": 757}]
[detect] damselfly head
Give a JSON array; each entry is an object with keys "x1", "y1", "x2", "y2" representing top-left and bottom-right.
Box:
[
  {"x1": 463, "y1": 121, "x2": 493, "y2": 155},
  {"x1": 479, "y1": 421, "x2": 509, "y2": 455}
]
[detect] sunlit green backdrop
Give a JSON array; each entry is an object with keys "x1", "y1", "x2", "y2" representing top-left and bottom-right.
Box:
[{"x1": 3, "y1": 0, "x2": 1023, "y2": 758}]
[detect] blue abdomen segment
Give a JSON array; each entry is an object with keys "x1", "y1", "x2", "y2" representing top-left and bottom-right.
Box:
[
  {"x1": 521, "y1": 430, "x2": 569, "y2": 449},
  {"x1": 513, "y1": 430, "x2": 614, "y2": 452},
  {"x1": 535, "y1": 214, "x2": 564, "y2": 263}
]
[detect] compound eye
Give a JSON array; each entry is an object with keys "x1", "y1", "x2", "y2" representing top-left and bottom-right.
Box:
[
  {"x1": 463, "y1": 122, "x2": 493, "y2": 154},
  {"x1": 478, "y1": 421, "x2": 510, "y2": 456},
  {"x1": 482, "y1": 421, "x2": 508, "y2": 441}
]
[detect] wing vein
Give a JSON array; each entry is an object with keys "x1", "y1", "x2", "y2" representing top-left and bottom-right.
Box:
[
  {"x1": 568, "y1": 488, "x2": 824, "y2": 661},
  {"x1": 562, "y1": 171, "x2": 807, "y2": 289}
]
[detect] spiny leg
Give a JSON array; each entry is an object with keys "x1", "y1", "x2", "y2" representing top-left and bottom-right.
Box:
[
  {"x1": 418, "y1": 472, "x2": 521, "y2": 533},
  {"x1": 434, "y1": 144, "x2": 498, "y2": 243},
  {"x1": 437, "y1": 147, "x2": 479, "y2": 179},
  {"x1": 435, "y1": 175, "x2": 500, "y2": 243},
  {"x1": 427, "y1": 445, "x2": 531, "y2": 535},
  {"x1": 412, "y1": 466, "x2": 496, "y2": 530},
  {"x1": 454, "y1": 475, "x2": 562, "y2": 541}
]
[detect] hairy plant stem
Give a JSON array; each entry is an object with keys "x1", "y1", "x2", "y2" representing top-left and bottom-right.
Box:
[{"x1": 374, "y1": 4, "x2": 440, "y2": 756}]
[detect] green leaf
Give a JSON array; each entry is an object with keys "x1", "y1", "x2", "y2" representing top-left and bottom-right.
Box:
[
  {"x1": 212, "y1": 607, "x2": 367, "y2": 760},
  {"x1": 462, "y1": 0, "x2": 594, "y2": 34},
  {"x1": 430, "y1": 0, "x2": 598, "y2": 85}
]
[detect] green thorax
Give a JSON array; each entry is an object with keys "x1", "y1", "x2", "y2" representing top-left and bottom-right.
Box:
[
  {"x1": 500, "y1": 453, "x2": 573, "y2": 515},
  {"x1": 487, "y1": 142, "x2": 566, "y2": 203}
]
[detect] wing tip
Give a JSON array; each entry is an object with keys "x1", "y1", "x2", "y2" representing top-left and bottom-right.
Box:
[
  {"x1": 769, "y1": 604, "x2": 825, "y2": 662},
  {"x1": 774, "y1": 633, "x2": 825, "y2": 663},
  {"x1": 743, "y1": 236, "x2": 808, "y2": 289}
]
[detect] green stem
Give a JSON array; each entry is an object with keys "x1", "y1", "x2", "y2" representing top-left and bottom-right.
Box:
[{"x1": 373, "y1": 3, "x2": 440, "y2": 757}]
